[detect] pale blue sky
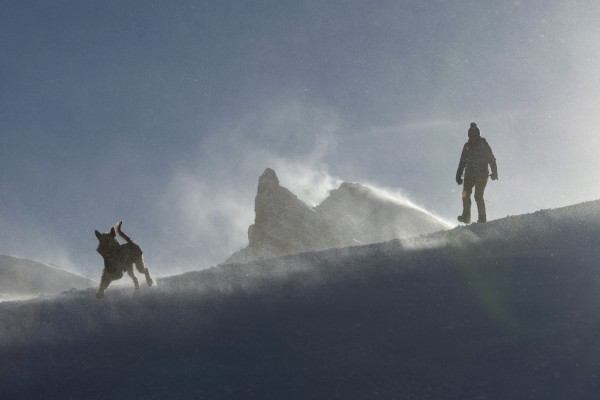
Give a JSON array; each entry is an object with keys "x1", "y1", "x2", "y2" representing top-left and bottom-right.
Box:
[{"x1": 1, "y1": 1, "x2": 599, "y2": 276}]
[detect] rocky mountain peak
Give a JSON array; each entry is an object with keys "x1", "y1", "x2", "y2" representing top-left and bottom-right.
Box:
[
  {"x1": 258, "y1": 168, "x2": 279, "y2": 187},
  {"x1": 226, "y1": 169, "x2": 449, "y2": 264},
  {"x1": 253, "y1": 168, "x2": 303, "y2": 228}
]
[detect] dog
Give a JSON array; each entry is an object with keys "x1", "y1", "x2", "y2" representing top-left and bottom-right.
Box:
[{"x1": 94, "y1": 220, "x2": 153, "y2": 298}]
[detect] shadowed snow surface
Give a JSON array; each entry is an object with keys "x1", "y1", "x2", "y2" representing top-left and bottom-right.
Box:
[{"x1": 1, "y1": 201, "x2": 600, "y2": 399}]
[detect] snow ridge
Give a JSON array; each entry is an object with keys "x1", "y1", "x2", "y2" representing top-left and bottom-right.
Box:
[{"x1": 2, "y1": 200, "x2": 600, "y2": 399}]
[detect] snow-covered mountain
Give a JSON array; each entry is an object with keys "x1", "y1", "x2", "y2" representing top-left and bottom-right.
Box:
[
  {"x1": 0, "y1": 255, "x2": 95, "y2": 301},
  {"x1": 2, "y1": 200, "x2": 600, "y2": 399},
  {"x1": 226, "y1": 168, "x2": 449, "y2": 263}
]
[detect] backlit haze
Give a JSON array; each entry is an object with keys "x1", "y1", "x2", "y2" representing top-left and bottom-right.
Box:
[{"x1": 1, "y1": 1, "x2": 599, "y2": 276}]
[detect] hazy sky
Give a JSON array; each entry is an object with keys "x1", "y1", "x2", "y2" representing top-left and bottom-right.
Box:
[{"x1": 1, "y1": 1, "x2": 599, "y2": 276}]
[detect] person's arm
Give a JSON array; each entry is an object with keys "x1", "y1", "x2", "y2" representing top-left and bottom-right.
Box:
[
  {"x1": 486, "y1": 142, "x2": 498, "y2": 179},
  {"x1": 456, "y1": 144, "x2": 467, "y2": 184}
]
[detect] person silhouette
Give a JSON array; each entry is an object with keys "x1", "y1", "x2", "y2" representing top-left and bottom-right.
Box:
[{"x1": 455, "y1": 122, "x2": 498, "y2": 224}]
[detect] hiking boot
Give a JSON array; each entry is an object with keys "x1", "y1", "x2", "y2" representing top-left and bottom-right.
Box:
[
  {"x1": 477, "y1": 217, "x2": 487, "y2": 223},
  {"x1": 457, "y1": 215, "x2": 471, "y2": 224}
]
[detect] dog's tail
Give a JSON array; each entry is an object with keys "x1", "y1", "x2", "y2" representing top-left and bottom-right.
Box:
[{"x1": 115, "y1": 220, "x2": 133, "y2": 243}]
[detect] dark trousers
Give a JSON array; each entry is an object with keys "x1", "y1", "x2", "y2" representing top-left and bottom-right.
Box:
[{"x1": 462, "y1": 176, "x2": 488, "y2": 222}]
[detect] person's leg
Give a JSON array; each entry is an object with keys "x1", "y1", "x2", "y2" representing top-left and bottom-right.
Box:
[
  {"x1": 459, "y1": 178, "x2": 475, "y2": 223},
  {"x1": 474, "y1": 177, "x2": 488, "y2": 223}
]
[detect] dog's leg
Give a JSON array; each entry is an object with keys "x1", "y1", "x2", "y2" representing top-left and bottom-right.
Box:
[
  {"x1": 96, "y1": 284, "x2": 106, "y2": 299},
  {"x1": 96, "y1": 269, "x2": 113, "y2": 299},
  {"x1": 127, "y1": 266, "x2": 140, "y2": 291},
  {"x1": 135, "y1": 257, "x2": 154, "y2": 287}
]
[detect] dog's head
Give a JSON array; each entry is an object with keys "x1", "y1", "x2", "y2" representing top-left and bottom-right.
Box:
[{"x1": 94, "y1": 227, "x2": 119, "y2": 255}]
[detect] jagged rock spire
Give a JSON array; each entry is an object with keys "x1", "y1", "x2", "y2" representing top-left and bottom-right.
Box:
[
  {"x1": 225, "y1": 168, "x2": 448, "y2": 264},
  {"x1": 258, "y1": 168, "x2": 279, "y2": 187}
]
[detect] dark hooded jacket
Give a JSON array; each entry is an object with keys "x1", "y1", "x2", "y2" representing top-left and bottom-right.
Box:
[{"x1": 456, "y1": 136, "x2": 497, "y2": 180}]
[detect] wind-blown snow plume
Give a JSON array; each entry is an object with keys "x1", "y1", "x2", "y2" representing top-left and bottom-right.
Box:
[
  {"x1": 150, "y1": 100, "x2": 454, "y2": 272},
  {"x1": 359, "y1": 183, "x2": 454, "y2": 228},
  {"x1": 151, "y1": 101, "x2": 343, "y2": 272}
]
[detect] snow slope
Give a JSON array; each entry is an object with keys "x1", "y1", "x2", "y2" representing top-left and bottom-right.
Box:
[
  {"x1": 1, "y1": 200, "x2": 600, "y2": 399},
  {"x1": 0, "y1": 255, "x2": 96, "y2": 301}
]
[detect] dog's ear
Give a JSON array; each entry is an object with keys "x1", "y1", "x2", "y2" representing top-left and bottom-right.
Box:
[
  {"x1": 95, "y1": 230, "x2": 102, "y2": 240},
  {"x1": 110, "y1": 228, "x2": 116, "y2": 237}
]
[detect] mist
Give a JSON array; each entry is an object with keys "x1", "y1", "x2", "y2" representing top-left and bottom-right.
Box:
[
  {"x1": 151, "y1": 99, "x2": 454, "y2": 274},
  {"x1": 1, "y1": 1, "x2": 599, "y2": 277}
]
